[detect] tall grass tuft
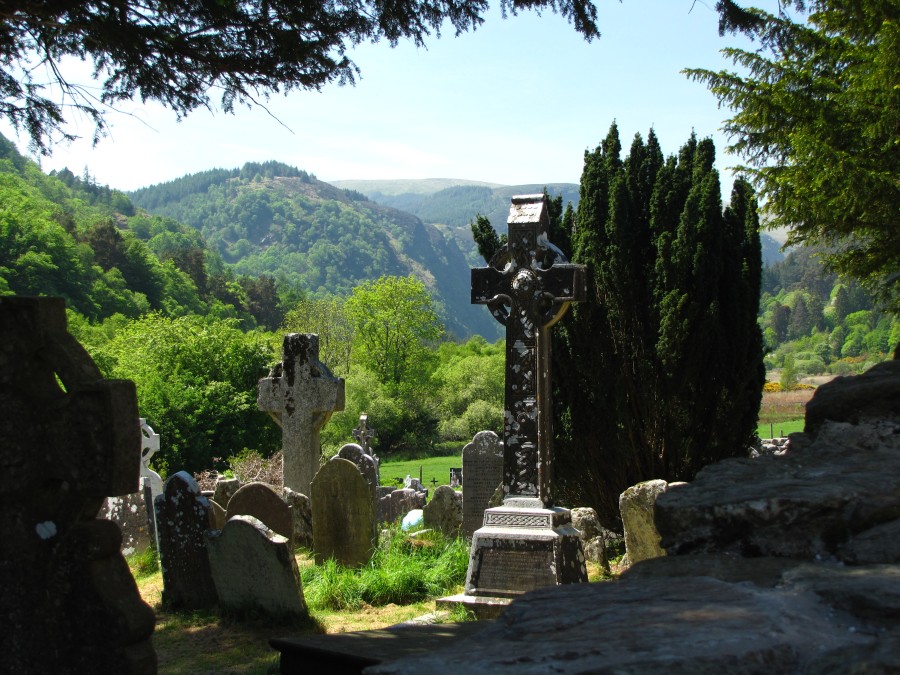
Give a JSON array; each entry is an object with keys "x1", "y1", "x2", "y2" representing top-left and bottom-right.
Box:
[
  {"x1": 301, "y1": 526, "x2": 469, "y2": 611},
  {"x1": 126, "y1": 547, "x2": 159, "y2": 578}
]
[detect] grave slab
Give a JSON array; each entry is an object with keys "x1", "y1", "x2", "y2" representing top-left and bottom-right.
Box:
[
  {"x1": 311, "y1": 458, "x2": 377, "y2": 567},
  {"x1": 461, "y1": 431, "x2": 503, "y2": 538}
]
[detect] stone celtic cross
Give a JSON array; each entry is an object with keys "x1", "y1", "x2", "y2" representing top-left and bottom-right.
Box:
[
  {"x1": 472, "y1": 195, "x2": 586, "y2": 506},
  {"x1": 258, "y1": 334, "x2": 345, "y2": 496},
  {"x1": 352, "y1": 413, "x2": 375, "y2": 455}
]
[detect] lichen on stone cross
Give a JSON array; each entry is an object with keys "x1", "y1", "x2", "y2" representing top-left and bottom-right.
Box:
[
  {"x1": 257, "y1": 334, "x2": 345, "y2": 496},
  {"x1": 471, "y1": 194, "x2": 586, "y2": 506}
]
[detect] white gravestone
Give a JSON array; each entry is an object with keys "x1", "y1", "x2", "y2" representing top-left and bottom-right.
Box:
[{"x1": 258, "y1": 334, "x2": 345, "y2": 496}]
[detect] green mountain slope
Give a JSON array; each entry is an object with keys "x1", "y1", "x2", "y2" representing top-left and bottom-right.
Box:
[
  {"x1": 129, "y1": 163, "x2": 501, "y2": 339},
  {"x1": 343, "y1": 178, "x2": 785, "y2": 267}
]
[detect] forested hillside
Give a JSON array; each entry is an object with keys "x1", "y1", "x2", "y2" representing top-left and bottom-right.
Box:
[
  {"x1": 759, "y1": 246, "x2": 898, "y2": 379},
  {"x1": 336, "y1": 178, "x2": 786, "y2": 267},
  {"x1": 129, "y1": 164, "x2": 500, "y2": 339}
]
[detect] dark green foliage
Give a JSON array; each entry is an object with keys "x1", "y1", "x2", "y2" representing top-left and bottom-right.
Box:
[
  {"x1": 686, "y1": 0, "x2": 900, "y2": 311},
  {"x1": 470, "y1": 214, "x2": 503, "y2": 263},
  {"x1": 554, "y1": 125, "x2": 765, "y2": 529},
  {"x1": 97, "y1": 314, "x2": 280, "y2": 476}
]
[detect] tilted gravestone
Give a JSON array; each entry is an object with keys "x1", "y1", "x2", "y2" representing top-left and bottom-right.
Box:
[
  {"x1": 226, "y1": 481, "x2": 293, "y2": 542},
  {"x1": 0, "y1": 297, "x2": 156, "y2": 673},
  {"x1": 154, "y1": 471, "x2": 218, "y2": 610},
  {"x1": 461, "y1": 431, "x2": 504, "y2": 539},
  {"x1": 311, "y1": 458, "x2": 377, "y2": 567},
  {"x1": 423, "y1": 485, "x2": 463, "y2": 537},
  {"x1": 206, "y1": 515, "x2": 307, "y2": 619},
  {"x1": 462, "y1": 195, "x2": 588, "y2": 602},
  {"x1": 258, "y1": 333, "x2": 345, "y2": 497}
]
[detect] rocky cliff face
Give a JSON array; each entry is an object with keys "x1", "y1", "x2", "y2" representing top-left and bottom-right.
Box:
[{"x1": 371, "y1": 359, "x2": 900, "y2": 674}]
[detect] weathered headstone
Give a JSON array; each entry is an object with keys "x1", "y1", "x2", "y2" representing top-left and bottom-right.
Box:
[
  {"x1": 0, "y1": 297, "x2": 156, "y2": 673},
  {"x1": 99, "y1": 491, "x2": 153, "y2": 555},
  {"x1": 461, "y1": 195, "x2": 588, "y2": 605},
  {"x1": 213, "y1": 476, "x2": 242, "y2": 509},
  {"x1": 154, "y1": 471, "x2": 218, "y2": 610},
  {"x1": 336, "y1": 442, "x2": 379, "y2": 500},
  {"x1": 226, "y1": 481, "x2": 293, "y2": 542},
  {"x1": 208, "y1": 499, "x2": 227, "y2": 530},
  {"x1": 258, "y1": 333, "x2": 345, "y2": 496},
  {"x1": 379, "y1": 487, "x2": 427, "y2": 525},
  {"x1": 283, "y1": 487, "x2": 313, "y2": 549},
  {"x1": 423, "y1": 485, "x2": 463, "y2": 537},
  {"x1": 311, "y1": 458, "x2": 377, "y2": 567},
  {"x1": 461, "y1": 431, "x2": 503, "y2": 538},
  {"x1": 206, "y1": 515, "x2": 307, "y2": 619}
]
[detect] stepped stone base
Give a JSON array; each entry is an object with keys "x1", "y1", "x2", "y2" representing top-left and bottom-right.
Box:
[
  {"x1": 464, "y1": 502, "x2": 588, "y2": 598},
  {"x1": 435, "y1": 594, "x2": 511, "y2": 620}
]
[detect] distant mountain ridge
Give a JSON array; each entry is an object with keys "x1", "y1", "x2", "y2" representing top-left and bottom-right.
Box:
[
  {"x1": 129, "y1": 163, "x2": 502, "y2": 339},
  {"x1": 340, "y1": 178, "x2": 785, "y2": 267}
]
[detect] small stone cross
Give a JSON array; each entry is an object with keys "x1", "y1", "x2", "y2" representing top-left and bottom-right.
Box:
[
  {"x1": 471, "y1": 195, "x2": 586, "y2": 506},
  {"x1": 352, "y1": 413, "x2": 376, "y2": 454},
  {"x1": 258, "y1": 334, "x2": 345, "y2": 496}
]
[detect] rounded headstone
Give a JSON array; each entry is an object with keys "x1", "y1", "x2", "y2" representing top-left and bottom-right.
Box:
[
  {"x1": 311, "y1": 458, "x2": 377, "y2": 567},
  {"x1": 423, "y1": 485, "x2": 463, "y2": 537},
  {"x1": 226, "y1": 482, "x2": 293, "y2": 542},
  {"x1": 619, "y1": 479, "x2": 669, "y2": 566}
]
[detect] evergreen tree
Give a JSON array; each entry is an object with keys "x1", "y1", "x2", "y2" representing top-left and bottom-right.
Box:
[{"x1": 554, "y1": 124, "x2": 764, "y2": 529}]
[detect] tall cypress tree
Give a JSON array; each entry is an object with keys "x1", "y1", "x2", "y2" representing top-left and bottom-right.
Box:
[{"x1": 554, "y1": 124, "x2": 764, "y2": 529}]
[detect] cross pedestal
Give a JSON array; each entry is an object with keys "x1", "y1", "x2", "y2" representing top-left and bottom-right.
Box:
[
  {"x1": 441, "y1": 195, "x2": 588, "y2": 616},
  {"x1": 258, "y1": 334, "x2": 345, "y2": 496}
]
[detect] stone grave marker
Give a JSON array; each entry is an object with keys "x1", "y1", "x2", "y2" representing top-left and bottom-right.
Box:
[
  {"x1": 258, "y1": 333, "x2": 345, "y2": 496},
  {"x1": 459, "y1": 195, "x2": 588, "y2": 605},
  {"x1": 283, "y1": 487, "x2": 313, "y2": 549},
  {"x1": 461, "y1": 431, "x2": 503, "y2": 538},
  {"x1": 352, "y1": 412, "x2": 377, "y2": 456},
  {"x1": 226, "y1": 481, "x2": 293, "y2": 542},
  {"x1": 379, "y1": 487, "x2": 426, "y2": 525},
  {"x1": 206, "y1": 515, "x2": 307, "y2": 619},
  {"x1": 209, "y1": 499, "x2": 227, "y2": 530},
  {"x1": 139, "y1": 417, "x2": 163, "y2": 500},
  {"x1": 99, "y1": 491, "x2": 153, "y2": 555},
  {"x1": 449, "y1": 467, "x2": 463, "y2": 488},
  {"x1": 337, "y1": 442, "x2": 379, "y2": 500},
  {"x1": 311, "y1": 458, "x2": 377, "y2": 567},
  {"x1": 154, "y1": 471, "x2": 218, "y2": 610},
  {"x1": 213, "y1": 476, "x2": 242, "y2": 509},
  {"x1": 0, "y1": 296, "x2": 156, "y2": 673},
  {"x1": 423, "y1": 485, "x2": 463, "y2": 537}
]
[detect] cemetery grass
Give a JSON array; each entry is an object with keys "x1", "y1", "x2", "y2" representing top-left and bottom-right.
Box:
[
  {"x1": 128, "y1": 527, "x2": 470, "y2": 673},
  {"x1": 380, "y1": 455, "x2": 462, "y2": 492}
]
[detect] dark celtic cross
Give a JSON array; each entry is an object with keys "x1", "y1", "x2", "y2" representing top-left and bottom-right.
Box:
[{"x1": 472, "y1": 195, "x2": 586, "y2": 507}]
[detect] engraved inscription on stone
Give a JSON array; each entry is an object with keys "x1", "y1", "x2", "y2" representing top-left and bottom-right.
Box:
[{"x1": 476, "y1": 548, "x2": 555, "y2": 594}]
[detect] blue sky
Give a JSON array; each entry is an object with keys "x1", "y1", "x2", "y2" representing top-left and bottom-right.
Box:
[{"x1": 5, "y1": 1, "x2": 785, "y2": 193}]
